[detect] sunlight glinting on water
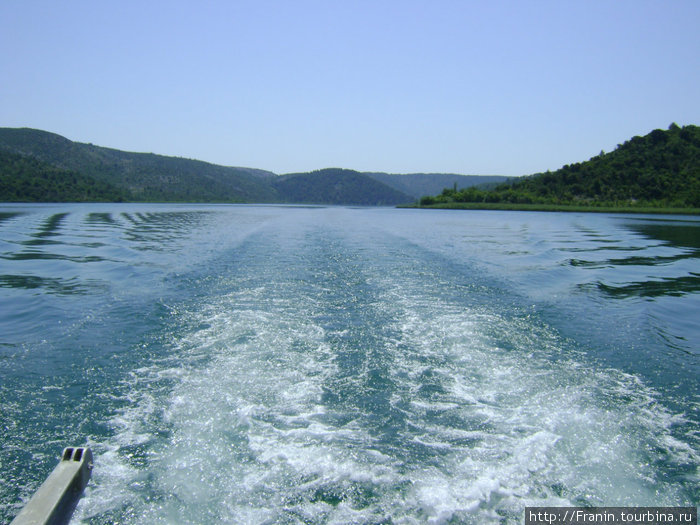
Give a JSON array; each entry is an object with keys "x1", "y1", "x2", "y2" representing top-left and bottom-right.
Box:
[
  {"x1": 74, "y1": 209, "x2": 696, "y2": 523},
  {"x1": 1, "y1": 205, "x2": 697, "y2": 524}
]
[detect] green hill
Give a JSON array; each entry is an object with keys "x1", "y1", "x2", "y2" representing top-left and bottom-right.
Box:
[
  {"x1": 420, "y1": 124, "x2": 700, "y2": 210},
  {"x1": 0, "y1": 150, "x2": 129, "y2": 202},
  {"x1": 0, "y1": 128, "x2": 278, "y2": 202},
  {"x1": 14, "y1": 125, "x2": 690, "y2": 209},
  {"x1": 0, "y1": 128, "x2": 459, "y2": 205},
  {"x1": 274, "y1": 168, "x2": 412, "y2": 205}
]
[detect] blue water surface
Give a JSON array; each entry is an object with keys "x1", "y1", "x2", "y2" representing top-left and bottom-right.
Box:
[{"x1": 0, "y1": 204, "x2": 697, "y2": 524}]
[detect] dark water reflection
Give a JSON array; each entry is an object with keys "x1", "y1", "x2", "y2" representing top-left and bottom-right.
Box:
[
  {"x1": 31, "y1": 213, "x2": 69, "y2": 239},
  {"x1": 0, "y1": 206, "x2": 213, "y2": 296},
  {"x1": 629, "y1": 219, "x2": 700, "y2": 250},
  {"x1": 596, "y1": 274, "x2": 700, "y2": 298},
  {"x1": 578, "y1": 217, "x2": 700, "y2": 299},
  {"x1": 0, "y1": 212, "x2": 24, "y2": 225},
  {"x1": 0, "y1": 274, "x2": 108, "y2": 295}
]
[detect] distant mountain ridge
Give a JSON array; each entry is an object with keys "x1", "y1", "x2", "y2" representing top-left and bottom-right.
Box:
[
  {"x1": 365, "y1": 172, "x2": 509, "y2": 199},
  {"x1": 0, "y1": 127, "x2": 506, "y2": 204},
  {"x1": 274, "y1": 169, "x2": 412, "y2": 205}
]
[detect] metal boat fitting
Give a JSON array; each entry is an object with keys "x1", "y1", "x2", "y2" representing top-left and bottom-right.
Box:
[{"x1": 10, "y1": 447, "x2": 93, "y2": 525}]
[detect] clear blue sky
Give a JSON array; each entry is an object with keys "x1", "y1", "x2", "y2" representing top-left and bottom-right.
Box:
[{"x1": 2, "y1": 1, "x2": 699, "y2": 176}]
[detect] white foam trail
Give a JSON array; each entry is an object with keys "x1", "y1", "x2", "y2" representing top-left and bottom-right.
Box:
[{"x1": 75, "y1": 213, "x2": 697, "y2": 524}]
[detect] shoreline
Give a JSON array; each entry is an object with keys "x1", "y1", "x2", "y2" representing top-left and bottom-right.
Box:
[{"x1": 399, "y1": 202, "x2": 700, "y2": 215}]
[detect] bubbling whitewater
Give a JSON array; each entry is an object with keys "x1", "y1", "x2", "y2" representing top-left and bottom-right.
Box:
[{"x1": 0, "y1": 205, "x2": 697, "y2": 524}]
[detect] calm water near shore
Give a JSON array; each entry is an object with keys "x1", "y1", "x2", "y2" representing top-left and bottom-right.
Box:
[{"x1": 0, "y1": 204, "x2": 697, "y2": 523}]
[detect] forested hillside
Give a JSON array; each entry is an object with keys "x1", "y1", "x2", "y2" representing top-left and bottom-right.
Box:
[
  {"x1": 421, "y1": 124, "x2": 700, "y2": 209},
  {"x1": 9, "y1": 125, "x2": 695, "y2": 209},
  {"x1": 0, "y1": 128, "x2": 437, "y2": 204},
  {"x1": 0, "y1": 150, "x2": 129, "y2": 202},
  {"x1": 274, "y1": 169, "x2": 412, "y2": 205},
  {"x1": 0, "y1": 128, "x2": 277, "y2": 202}
]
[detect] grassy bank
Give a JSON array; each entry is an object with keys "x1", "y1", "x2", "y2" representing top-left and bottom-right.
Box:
[{"x1": 399, "y1": 202, "x2": 700, "y2": 215}]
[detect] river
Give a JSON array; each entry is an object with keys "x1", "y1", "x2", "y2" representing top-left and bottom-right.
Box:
[{"x1": 0, "y1": 204, "x2": 697, "y2": 523}]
